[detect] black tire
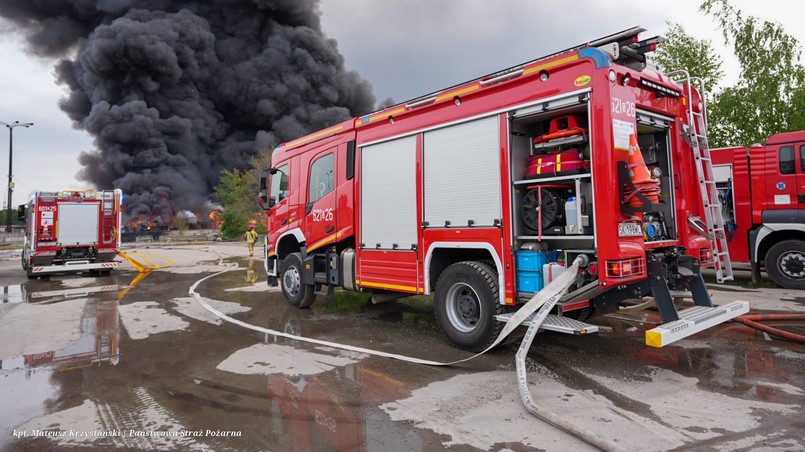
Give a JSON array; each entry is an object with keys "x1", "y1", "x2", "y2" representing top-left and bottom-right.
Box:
[
  {"x1": 434, "y1": 261, "x2": 503, "y2": 352},
  {"x1": 765, "y1": 240, "x2": 805, "y2": 290},
  {"x1": 280, "y1": 252, "x2": 316, "y2": 308},
  {"x1": 21, "y1": 238, "x2": 29, "y2": 271}
]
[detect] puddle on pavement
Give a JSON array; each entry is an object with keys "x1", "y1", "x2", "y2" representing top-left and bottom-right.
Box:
[
  {"x1": 0, "y1": 278, "x2": 123, "y2": 448},
  {"x1": 2, "y1": 253, "x2": 802, "y2": 451},
  {"x1": 0, "y1": 262, "x2": 463, "y2": 451}
]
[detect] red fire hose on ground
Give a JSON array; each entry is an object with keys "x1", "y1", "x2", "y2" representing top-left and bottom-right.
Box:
[{"x1": 733, "y1": 314, "x2": 805, "y2": 343}]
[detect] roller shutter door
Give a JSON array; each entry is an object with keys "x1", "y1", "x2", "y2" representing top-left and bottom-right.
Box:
[
  {"x1": 424, "y1": 116, "x2": 501, "y2": 227},
  {"x1": 360, "y1": 136, "x2": 418, "y2": 249}
]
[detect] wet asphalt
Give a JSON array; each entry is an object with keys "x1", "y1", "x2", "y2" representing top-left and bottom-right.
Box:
[{"x1": 0, "y1": 242, "x2": 803, "y2": 451}]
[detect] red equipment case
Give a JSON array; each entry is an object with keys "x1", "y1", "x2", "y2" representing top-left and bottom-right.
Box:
[{"x1": 526, "y1": 148, "x2": 590, "y2": 178}]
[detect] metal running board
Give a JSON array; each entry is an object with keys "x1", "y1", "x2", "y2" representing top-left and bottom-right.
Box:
[
  {"x1": 496, "y1": 312, "x2": 599, "y2": 335},
  {"x1": 645, "y1": 301, "x2": 749, "y2": 347},
  {"x1": 667, "y1": 70, "x2": 734, "y2": 283}
]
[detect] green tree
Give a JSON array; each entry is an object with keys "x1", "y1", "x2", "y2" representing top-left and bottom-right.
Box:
[
  {"x1": 213, "y1": 168, "x2": 257, "y2": 239},
  {"x1": 652, "y1": 22, "x2": 724, "y2": 97},
  {"x1": 701, "y1": 0, "x2": 805, "y2": 145},
  {"x1": 211, "y1": 146, "x2": 274, "y2": 239}
]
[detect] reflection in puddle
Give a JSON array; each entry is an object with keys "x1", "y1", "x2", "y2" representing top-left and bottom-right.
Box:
[
  {"x1": 268, "y1": 362, "x2": 415, "y2": 451},
  {"x1": 0, "y1": 293, "x2": 120, "y2": 376},
  {"x1": 597, "y1": 313, "x2": 805, "y2": 404},
  {"x1": 0, "y1": 271, "x2": 151, "y2": 375}
]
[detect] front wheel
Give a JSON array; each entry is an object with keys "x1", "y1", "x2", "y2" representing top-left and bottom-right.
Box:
[
  {"x1": 434, "y1": 261, "x2": 503, "y2": 352},
  {"x1": 280, "y1": 252, "x2": 316, "y2": 308},
  {"x1": 765, "y1": 240, "x2": 805, "y2": 290}
]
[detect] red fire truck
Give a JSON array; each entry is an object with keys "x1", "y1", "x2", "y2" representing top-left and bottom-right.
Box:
[
  {"x1": 20, "y1": 189, "x2": 123, "y2": 278},
  {"x1": 712, "y1": 131, "x2": 805, "y2": 289},
  {"x1": 258, "y1": 27, "x2": 748, "y2": 351}
]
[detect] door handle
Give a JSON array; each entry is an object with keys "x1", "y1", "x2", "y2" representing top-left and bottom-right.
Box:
[
  {"x1": 281, "y1": 218, "x2": 288, "y2": 225},
  {"x1": 325, "y1": 225, "x2": 335, "y2": 233}
]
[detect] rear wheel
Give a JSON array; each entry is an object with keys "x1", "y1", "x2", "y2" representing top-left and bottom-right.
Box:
[
  {"x1": 21, "y1": 238, "x2": 29, "y2": 271},
  {"x1": 22, "y1": 239, "x2": 36, "y2": 278},
  {"x1": 280, "y1": 252, "x2": 316, "y2": 308},
  {"x1": 765, "y1": 240, "x2": 805, "y2": 290},
  {"x1": 434, "y1": 261, "x2": 503, "y2": 352}
]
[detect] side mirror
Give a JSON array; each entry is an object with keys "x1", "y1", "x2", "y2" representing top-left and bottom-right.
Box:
[
  {"x1": 17, "y1": 205, "x2": 26, "y2": 221},
  {"x1": 258, "y1": 169, "x2": 270, "y2": 209},
  {"x1": 268, "y1": 198, "x2": 276, "y2": 208}
]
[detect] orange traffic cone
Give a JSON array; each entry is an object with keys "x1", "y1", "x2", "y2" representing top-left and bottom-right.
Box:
[
  {"x1": 624, "y1": 134, "x2": 660, "y2": 206},
  {"x1": 627, "y1": 134, "x2": 653, "y2": 184}
]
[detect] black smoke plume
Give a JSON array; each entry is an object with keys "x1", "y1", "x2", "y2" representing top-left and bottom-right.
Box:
[{"x1": 0, "y1": 0, "x2": 375, "y2": 222}]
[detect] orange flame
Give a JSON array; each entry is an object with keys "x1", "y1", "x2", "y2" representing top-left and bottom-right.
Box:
[{"x1": 208, "y1": 210, "x2": 222, "y2": 229}]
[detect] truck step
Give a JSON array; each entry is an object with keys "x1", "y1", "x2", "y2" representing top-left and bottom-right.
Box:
[
  {"x1": 646, "y1": 301, "x2": 749, "y2": 347},
  {"x1": 495, "y1": 312, "x2": 598, "y2": 335}
]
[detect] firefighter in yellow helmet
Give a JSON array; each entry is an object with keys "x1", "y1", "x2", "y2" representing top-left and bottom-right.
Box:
[{"x1": 244, "y1": 224, "x2": 259, "y2": 257}]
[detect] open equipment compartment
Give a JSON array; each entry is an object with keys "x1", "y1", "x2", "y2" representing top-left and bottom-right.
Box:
[
  {"x1": 509, "y1": 92, "x2": 595, "y2": 296},
  {"x1": 510, "y1": 92, "x2": 594, "y2": 246},
  {"x1": 632, "y1": 110, "x2": 678, "y2": 242}
]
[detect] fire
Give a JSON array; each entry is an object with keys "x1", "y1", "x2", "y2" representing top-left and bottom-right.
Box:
[
  {"x1": 128, "y1": 214, "x2": 158, "y2": 231},
  {"x1": 208, "y1": 210, "x2": 222, "y2": 229}
]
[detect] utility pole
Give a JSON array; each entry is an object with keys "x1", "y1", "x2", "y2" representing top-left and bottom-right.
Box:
[{"x1": 0, "y1": 121, "x2": 34, "y2": 232}]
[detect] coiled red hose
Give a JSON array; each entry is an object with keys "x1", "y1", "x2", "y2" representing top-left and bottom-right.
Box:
[{"x1": 733, "y1": 314, "x2": 805, "y2": 343}]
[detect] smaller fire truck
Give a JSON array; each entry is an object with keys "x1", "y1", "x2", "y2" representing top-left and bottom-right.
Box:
[
  {"x1": 712, "y1": 131, "x2": 805, "y2": 289},
  {"x1": 20, "y1": 190, "x2": 123, "y2": 278}
]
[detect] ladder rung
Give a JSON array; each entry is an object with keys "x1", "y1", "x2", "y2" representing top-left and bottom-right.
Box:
[{"x1": 684, "y1": 90, "x2": 733, "y2": 282}]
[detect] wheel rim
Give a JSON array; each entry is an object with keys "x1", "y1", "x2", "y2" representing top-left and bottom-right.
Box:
[
  {"x1": 283, "y1": 265, "x2": 301, "y2": 296},
  {"x1": 779, "y1": 250, "x2": 805, "y2": 279},
  {"x1": 445, "y1": 282, "x2": 481, "y2": 333}
]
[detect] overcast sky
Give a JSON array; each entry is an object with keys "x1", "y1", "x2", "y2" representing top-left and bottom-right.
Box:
[{"x1": 0, "y1": 0, "x2": 802, "y2": 208}]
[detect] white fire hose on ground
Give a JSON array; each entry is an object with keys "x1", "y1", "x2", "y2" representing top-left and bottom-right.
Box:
[{"x1": 190, "y1": 255, "x2": 622, "y2": 451}]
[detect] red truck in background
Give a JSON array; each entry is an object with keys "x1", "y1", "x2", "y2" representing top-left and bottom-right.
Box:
[
  {"x1": 258, "y1": 27, "x2": 749, "y2": 351},
  {"x1": 20, "y1": 190, "x2": 123, "y2": 278},
  {"x1": 712, "y1": 131, "x2": 805, "y2": 289}
]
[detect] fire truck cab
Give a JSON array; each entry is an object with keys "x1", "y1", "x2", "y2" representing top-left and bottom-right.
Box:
[
  {"x1": 21, "y1": 189, "x2": 122, "y2": 278},
  {"x1": 713, "y1": 131, "x2": 805, "y2": 289},
  {"x1": 259, "y1": 27, "x2": 748, "y2": 351}
]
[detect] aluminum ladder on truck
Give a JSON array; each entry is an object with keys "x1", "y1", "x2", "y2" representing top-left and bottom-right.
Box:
[{"x1": 669, "y1": 70, "x2": 734, "y2": 283}]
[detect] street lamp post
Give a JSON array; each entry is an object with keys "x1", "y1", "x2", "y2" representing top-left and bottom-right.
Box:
[{"x1": 0, "y1": 121, "x2": 34, "y2": 232}]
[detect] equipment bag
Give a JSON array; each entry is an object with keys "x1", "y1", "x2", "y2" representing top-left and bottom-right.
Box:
[{"x1": 525, "y1": 149, "x2": 590, "y2": 178}]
